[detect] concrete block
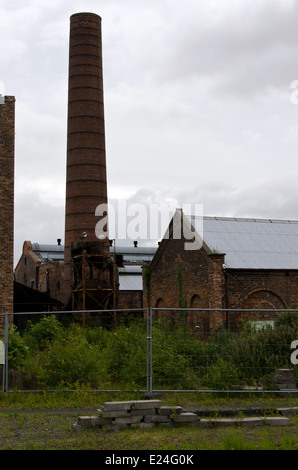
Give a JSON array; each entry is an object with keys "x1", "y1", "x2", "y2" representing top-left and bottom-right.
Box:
[
  {"x1": 277, "y1": 390, "x2": 298, "y2": 397},
  {"x1": 77, "y1": 416, "x2": 103, "y2": 428},
  {"x1": 235, "y1": 417, "x2": 264, "y2": 427},
  {"x1": 90, "y1": 416, "x2": 104, "y2": 427},
  {"x1": 130, "y1": 408, "x2": 158, "y2": 416},
  {"x1": 208, "y1": 419, "x2": 237, "y2": 428},
  {"x1": 277, "y1": 407, "x2": 298, "y2": 416},
  {"x1": 101, "y1": 410, "x2": 130, "y2": 418},
  {"x1": 131, "y1": 400, "x2": 162, "y2": 409},
  {"x1": 277, "y1": 383, "x2": 297, "y2": 390},
  {"x1": 273, "y1": 369, "x2": 297, "y2": 384},
  {"x1": 113, "y1": 415, "x2": 143, "y2": 424},
  {"x1": 144, "y1": 415, "x2": 172, "y2": 424},
  {"x1": 275, "y1": 377, "x2": 295, "y2": 383},
  {"x1": 173, "y1": 412, "x2": 198, "y2": 423},
  {"x1": 264, "y1": 417, "x2": 291, "y2": 426},
  {"x1": 158, "y1": 406, "x2": 183, "y2": 416},
  {"x1": 199, "y1": 417, "x2": 263, "y2": 428},
  {"x1": 274, "y1": 368, "x2": 295, "y2": 376},
  {"x1": 102, "y1": 401, "x2": 134, "y2": 411}
]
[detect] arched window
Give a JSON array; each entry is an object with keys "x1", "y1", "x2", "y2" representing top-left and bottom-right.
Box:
[
  {"x1": 190, "y1": 294, "x2": 201, "y2": 308},
  {"x1": 154, "y1": 298, "x2": 164, "y2": 320}
]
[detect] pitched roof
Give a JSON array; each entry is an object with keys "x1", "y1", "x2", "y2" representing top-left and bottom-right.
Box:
[
  {"x1": 32, "y1": 243, "x2": 64, "y2": 262},
  {"x1": 187, "y1": 215, "x2": 298, "y2": 269}
]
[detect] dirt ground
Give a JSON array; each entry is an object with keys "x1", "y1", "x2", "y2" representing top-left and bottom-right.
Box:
[{"x1": 0, "y1": 403, "x2": 297, "y2": 451}]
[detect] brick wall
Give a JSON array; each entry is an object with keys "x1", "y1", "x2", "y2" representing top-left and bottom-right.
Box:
[
  {"x1": 143, "y1": 221, "x2": 226, "y2": 336},
  {"x1": 0, "y1": 96, "x2": 15, "y2": 328},
  {"x1": 225, "y1": 269, "x2": 298, "y2": 330},
  {"x1": 64, "y1": 13, "x2": 108, "y2": 299},
  {"x1": 143, "y1": 217, "x2": 298, "y2": 335},
  {"x1": 116, "y1": 290, "x2": 143, "y2": 310},
  {"x1": 14, "y1": 241, "x2": 67, "y2": 304}
]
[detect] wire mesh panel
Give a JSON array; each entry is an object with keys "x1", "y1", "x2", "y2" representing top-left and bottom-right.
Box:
[
  {"x1": 0, "y1": 309, "x2": 148, "y2": 393},
  {"x1": 1, "y1": 307, "x2": 298, "y2": 394},
  {"x1": 149, "y1": 308, "x2": 298, "y2": 393}
]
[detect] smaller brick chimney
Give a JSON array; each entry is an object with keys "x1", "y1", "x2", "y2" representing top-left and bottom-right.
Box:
[
  {"x1": 208, "y1": 252, "x2": 226, "y2": 331},
  {"x1": 0, "y1": 96, "x2": 15, "y2": 328}
]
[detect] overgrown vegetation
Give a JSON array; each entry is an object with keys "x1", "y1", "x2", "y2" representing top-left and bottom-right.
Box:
[{"x1": 2, "y1": 311, "x2": 298, "y2": 391}]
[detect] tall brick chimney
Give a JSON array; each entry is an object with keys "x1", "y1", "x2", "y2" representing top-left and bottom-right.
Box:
[
  {"x1": 64, "y1": 13, "x2": 109, "y2": 299},
  {"x1": 0, "y1": 96, "x2": 15, "y2": 327}
]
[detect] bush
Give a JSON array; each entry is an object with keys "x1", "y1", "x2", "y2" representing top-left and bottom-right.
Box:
[
  {"x1": 23, "y1": 315, "x2": 64, "y2": 351},
  {"x1": 275, "y1": 310, "x2": 298, "y2": 328},
  {"x1": 151, "y1": 325, "x2": 198, "y2": 389},
  {"x1": 36, "y1": 324, "x2": 105, "y2": 388},
  {"x1": 7, "y1": 325, "x2": 29, "y2": 369},
  {"x1": 101, "y1": 321, "x2": 147, "y2": 388},
  {"x1": 6, "y1": 310, "x2": 298, "y2": 391},
  {"x1": 204, "y1": 358, "x2": 241, "y2": 390},
  {"x1": 196, "y1": 313, "x2": 298, "y2": 388}
]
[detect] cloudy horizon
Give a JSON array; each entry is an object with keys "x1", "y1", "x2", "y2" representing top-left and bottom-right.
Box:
[{"x1": 0, "y1": 0, "x2": 297, "y2": 265}]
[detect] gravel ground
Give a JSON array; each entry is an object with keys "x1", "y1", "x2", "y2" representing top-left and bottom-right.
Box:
[{"x1": 0, "y1": 406, "x2": 298, "y2": 451}]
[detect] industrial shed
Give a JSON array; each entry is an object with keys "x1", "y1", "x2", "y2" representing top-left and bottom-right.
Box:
[
  {"x1": 15, "y1": 241, "x2": 156, "y2": 312},
  {"x1": 143, "y1": 209, "x2": 298, "y2": 336}
]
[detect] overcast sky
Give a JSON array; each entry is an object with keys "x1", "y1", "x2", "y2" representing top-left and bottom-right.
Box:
[{"x1": 0, "y1": 0, "x2": 298, "y2": 264}]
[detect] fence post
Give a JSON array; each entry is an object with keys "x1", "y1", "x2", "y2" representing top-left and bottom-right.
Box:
[
  {"x1": 4, "y1": 313, "x2": 8, "y2": 393},
  {"x1": 150, "y1": 306, "x2": 153, "y2": 393},
  {"x1": 146, "y1": 306, "x2": 153, "y2": 394},
  {"x1": 146, "y1": 307, "x2": 149, "y2": 393},
  {"x1": 1, "y1": 334, "x2": 4, "y2": 394}
]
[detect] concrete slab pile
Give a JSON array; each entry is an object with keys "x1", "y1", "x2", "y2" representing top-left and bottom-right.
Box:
[
  {"x1": 73, "y1": 400, "x2": 293, "y2": 431},
  {"x1": 273, "y1": 369, "x2": 297, "y2": 396}
]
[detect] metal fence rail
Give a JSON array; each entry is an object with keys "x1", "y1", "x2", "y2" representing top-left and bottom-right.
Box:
[{"x1": 0, "y1": 307, "x2": 297, "y2": 394}]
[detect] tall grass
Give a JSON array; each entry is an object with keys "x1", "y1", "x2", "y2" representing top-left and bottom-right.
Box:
[{"x1": 3, "y1": 311, "x2": 298, "y2": 391}]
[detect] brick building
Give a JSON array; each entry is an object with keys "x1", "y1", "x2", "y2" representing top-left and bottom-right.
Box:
[
  {"x1": 14, "y1": 241, "x2": 67, "y2": 305},
  {"x1": 115, "y1": 245, "x2": 156, "y2": 310},
  {"x1": 0, "y1": 95, "x2": 15, "y2": 328},
  {"x1": 15, "y1": 241, "x2": 156, "y2": 311},
  {"x1": 143, "y1": 209, "x2": 298, "y2": 337}
]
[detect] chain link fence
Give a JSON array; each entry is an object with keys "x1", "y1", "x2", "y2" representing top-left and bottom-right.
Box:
[{"x1": 1, "y1": 307, "x2": 298, "y2": 394}]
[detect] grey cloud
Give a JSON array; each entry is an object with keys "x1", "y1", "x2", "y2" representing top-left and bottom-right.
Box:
[
  {"x1": 1, "y1": 0, "x2": 297, "y2": 262},
  {"x1": 154, "y1": 1, "x2": 298, "y2": 98},
  {"x1": 14, "y1": 189, "x2": 65, "y2": 266}
]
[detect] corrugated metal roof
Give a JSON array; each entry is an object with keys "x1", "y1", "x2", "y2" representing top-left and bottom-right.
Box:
[
  {"x1": 187, "y1": 215, "x2": 298, "y2": 269},
  {"x1": 32, "y1": 243, "x2": 64, "y2": 262},
  {"x1": 112, "y1": 246, "x2": 156, "y2": 264},
  {"x1": 118, "y1": 274, "x2": 143, "y2": 291},
  {"x1": 30, "y1": 243, "x2": 156, "y2": 265},
  {"x1": 118, "y1": 265, "x2": 143, "y2": 291}
]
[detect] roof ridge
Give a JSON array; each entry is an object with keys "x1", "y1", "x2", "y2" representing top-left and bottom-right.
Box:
[{"x1": 190, "y1": 215, "x2": 298, "y2": 224}]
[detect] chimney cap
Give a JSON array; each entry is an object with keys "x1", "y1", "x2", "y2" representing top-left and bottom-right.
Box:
[{"x1": 70, "y1": 12, "x2": 101, "y2": 20}]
